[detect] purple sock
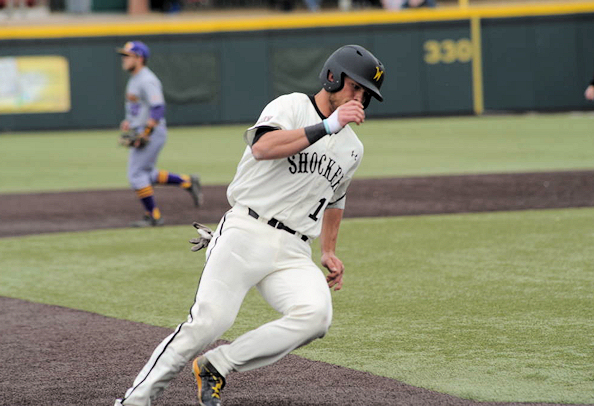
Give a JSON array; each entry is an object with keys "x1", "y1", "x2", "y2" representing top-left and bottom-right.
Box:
[{"x1": 140, "y1": 195, "x2": 156, "y2": 213}]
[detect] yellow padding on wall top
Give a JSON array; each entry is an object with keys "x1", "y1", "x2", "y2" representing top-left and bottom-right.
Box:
[{"x1": 1, "y1": 1, "x2": 594, "y2": 39}]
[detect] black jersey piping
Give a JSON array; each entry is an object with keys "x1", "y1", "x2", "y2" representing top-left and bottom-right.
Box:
[
  {"x1": 308, "y1": 95, "x2": 327, "y2": 120},
  {"x1": 329, "y1": 193, "x2": 346, "y2": 205},
  {"x1": 122, "y1": 211, "x2": 229, "y2": 404}
]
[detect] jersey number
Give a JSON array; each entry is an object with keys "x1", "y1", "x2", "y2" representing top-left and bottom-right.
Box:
[
  {"x1": 308, "y1": 198, "x2": 327, "y2": 221},
  {"x1": 129, "y1": 103, "x2": 140, "y2": 116}
]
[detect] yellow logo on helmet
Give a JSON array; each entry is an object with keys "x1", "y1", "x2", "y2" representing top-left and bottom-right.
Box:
[
  {"x1": 373, "y1": 66, "x2": 384, "y2": 82},
  {"x1": 124, "y1": 42, "x2": 134, "y2": 51}
]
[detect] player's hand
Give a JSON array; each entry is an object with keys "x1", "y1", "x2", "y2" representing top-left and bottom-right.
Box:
[
  {"x1": 337, "y1": 100, "x2": 365, "y2": 127},
  {"x1": 189, "y1": 222, "x2": 213, "y2": 252},
  {"x1": 324, "y1": 100, "x2": 365, "y2": 134},
  {"x1": 133, "y1": 125, "x2": 153, "y2": 148},
  {"x1": 585, "y1": 85, "x2": 594, "y2": 101},
  {"x1": 321, "y1": 252, "x2": 344, "y2": 291},
  {"x1": 133, "y1": 132, "x2": 150, "y2": 148}
]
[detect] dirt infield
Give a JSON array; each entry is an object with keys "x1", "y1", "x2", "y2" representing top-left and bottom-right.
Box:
[
  {"x1": 3, "y1": 170, "x2": 594, "y2": 238},
  {"x1": 2, "y1": 171, "x2": 594, "y2": 406}
]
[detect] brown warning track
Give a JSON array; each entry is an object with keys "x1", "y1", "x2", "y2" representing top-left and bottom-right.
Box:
[{"x1": 2, "y1": 171, "x2": 593, "y2": 406}]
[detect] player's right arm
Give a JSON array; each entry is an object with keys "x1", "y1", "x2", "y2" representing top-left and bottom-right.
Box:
[
  {"x1": 251, "y1": 128, "x2": 311, "y2": 160},
  {"x1": 585, "y1": 84, "x2": 594, "y2": 101},
  {"x1": 251, "y1": 100, "x2": 365, "y2": 160}
]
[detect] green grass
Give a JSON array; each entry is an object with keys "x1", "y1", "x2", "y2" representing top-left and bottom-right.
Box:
[
  {"x1": 2, "y1": 112, "x2": 594, "y2": 403},
  {"x1": 0, "y1": 125, "x2": 247, "y2": 193},
  {"x1": 1, "y1": 113, "x2": 593, "y2": 193},
  {"x1": 1, "y1": 208, "x2": 593, "y2": 403},
  {"x1": 359, "y1": 113, "x2": 594, "y2": 177}
]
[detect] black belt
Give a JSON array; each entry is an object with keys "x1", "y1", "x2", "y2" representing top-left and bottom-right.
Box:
[{"x1": 248, "y1": 208, "x2": 308, "y2": 242}]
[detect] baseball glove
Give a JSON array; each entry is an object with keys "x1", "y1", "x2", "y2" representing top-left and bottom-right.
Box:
[
  {"x1": 119, "y1": 125, "x2": 153, "y2": 148},
  {"x1": 189, "y1": 222, "x2": 213, "y2": 252}
]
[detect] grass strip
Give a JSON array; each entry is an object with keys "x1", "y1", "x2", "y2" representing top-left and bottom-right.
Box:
[{"x1": 1, "y1": 208, "x2": 593, "y2": 403}]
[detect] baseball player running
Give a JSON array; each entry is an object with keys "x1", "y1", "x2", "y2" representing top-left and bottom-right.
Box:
[
  {"x1": 117, "y1": 41, "x2": 203, "y2": 227},
  {"x1": 114, "y1": 44, "x2": 385, "y2": 405}
]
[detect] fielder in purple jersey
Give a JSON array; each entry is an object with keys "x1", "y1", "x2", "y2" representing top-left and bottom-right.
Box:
[{"x1": 117, "y1": 41, "x2": 203, "y2": 227}]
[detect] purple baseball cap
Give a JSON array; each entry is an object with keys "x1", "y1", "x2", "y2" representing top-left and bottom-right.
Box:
[{"x1": 116, "y1": 41, "x2": 150, "y2": 60}]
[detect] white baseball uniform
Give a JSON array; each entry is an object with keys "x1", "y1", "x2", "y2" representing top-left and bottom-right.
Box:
[{"x1": 119, "y1": 92, "x2": 363, "y2": 406}]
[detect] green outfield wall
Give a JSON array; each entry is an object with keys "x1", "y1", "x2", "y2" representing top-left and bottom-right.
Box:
[{"x1": 1, "y1": 2, "x2": 593, "y2": 131}]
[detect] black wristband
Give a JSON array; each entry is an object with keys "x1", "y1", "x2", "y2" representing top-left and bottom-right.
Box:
[{"x1": 304, "y1": 122, "x2": 328, "y2": 145}]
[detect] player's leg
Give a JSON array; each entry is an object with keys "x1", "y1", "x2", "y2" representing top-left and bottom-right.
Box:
[
  {"x1": 204, "y1": 232, "x2": 332, "y2": 377},
  {"x1": 153, "y1": 170, "x2": 203, "y2": 207},
  {"x1": 118, "y1": 210, "x2": 273, "y2": 405},
  {"x1": 128, "y1": 129, "x2": 166, "y2": 227},
  {"x1": 131, "y1": 184, "x2": 162, "y2": 226}
]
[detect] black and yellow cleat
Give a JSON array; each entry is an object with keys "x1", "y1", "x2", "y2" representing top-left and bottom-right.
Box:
[
  {"x1": 130, "y1": 214, "x2": 164, "y2": 228},
  {"x1": 186, "y1": 174, "x2": 204, "y2": 207},
  {"x1": 192, "y1": 356, "x2": 225, "y2": 406}
]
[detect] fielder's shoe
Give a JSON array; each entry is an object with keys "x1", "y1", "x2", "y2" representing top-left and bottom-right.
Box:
[
  {"x1": 192, "y1": 356, "x2": 225, "y2": 406},
  {"x1": 113, "y1": 399, "x2": 123, "y2": 406},
  {"x1": 130, "y1": 215, "x2": 165, "y2": 228},
  {"x1": 186, "y1": 174, "x2": 204, "y2": 207}
]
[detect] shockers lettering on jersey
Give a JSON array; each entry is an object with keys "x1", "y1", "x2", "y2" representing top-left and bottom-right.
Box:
[{"x1": 287, "y1": 152, "x2": 344, "y2": 192}]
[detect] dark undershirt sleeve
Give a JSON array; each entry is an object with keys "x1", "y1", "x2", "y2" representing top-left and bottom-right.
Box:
[{"x1": 251, "y1": 126, "x2": 280, "y2": 146}]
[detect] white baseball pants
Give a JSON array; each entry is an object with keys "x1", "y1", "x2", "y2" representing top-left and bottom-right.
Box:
[{"x1": 120, "y1": 206, "x2": 333, "y2": 406}]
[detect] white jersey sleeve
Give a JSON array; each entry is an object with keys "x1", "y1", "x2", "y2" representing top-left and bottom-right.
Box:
[
  {"x1": 244, "y1": 94, "x2": 297, "y2": 146},
  {"x1": 227, "y1": 92, "x2": 363, "y2": 240}
]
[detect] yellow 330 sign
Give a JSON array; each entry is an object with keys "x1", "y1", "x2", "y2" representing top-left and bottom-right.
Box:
[{"x1": 423, "y1": 39, "x2": 473, "y2": 65}]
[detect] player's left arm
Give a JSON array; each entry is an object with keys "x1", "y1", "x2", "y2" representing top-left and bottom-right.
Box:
[
  {"x1": 147, "y1": 105, "x2": 164, "y2": 128},
  {"x1": 320, "y1": 207, "x2": 345, "y2": 291},
  {"x1": 143, "y1": 80, "x2": 165, "y2": 133}
]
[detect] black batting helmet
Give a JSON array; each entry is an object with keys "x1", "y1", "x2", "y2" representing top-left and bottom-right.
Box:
[{"x1": 319, "y1": 45, "x2": 385, "y2": 109}]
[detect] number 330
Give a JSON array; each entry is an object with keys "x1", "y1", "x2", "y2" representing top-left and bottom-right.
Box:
[{"x1": 424, "y1": 39, "x2": 472, "y2": 65}]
